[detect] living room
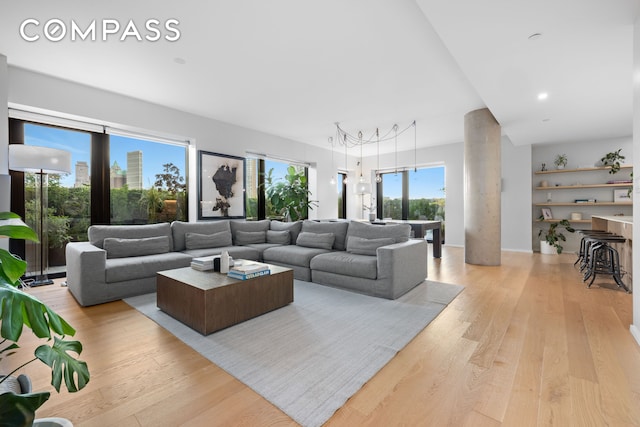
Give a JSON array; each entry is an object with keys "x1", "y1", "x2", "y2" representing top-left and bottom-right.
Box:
[{"x1": 1, "y1": 1, "x2": 640, "y2": 426}]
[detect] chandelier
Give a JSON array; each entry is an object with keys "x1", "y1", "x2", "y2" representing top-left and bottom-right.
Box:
[{"x1": 328, "y1": 121, "x2": 417, "y2": 193}]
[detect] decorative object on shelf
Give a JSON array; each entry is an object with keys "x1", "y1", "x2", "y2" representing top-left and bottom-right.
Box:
[
  {"x1": 571, "y1": 212, "x2": 583, "y2": 220},
  {"x1": 0, "y1": 213, "x2": 89, "y2": 426},
  {"x1": 613, "y1": 189, "x2": 631, "y2": 203},
  {"x1": 198, "y1": 151, "x2": 245, "y2": 220},
  {"x1": 541, "y1": 163, "x2": 547, "y2": 171},
  {"x1": 8, "y1": 144, "x2": 72, "y2": 286},
  {"x1": 538, "y1": 218, "x2": 575, "y2": 254},
  {"x1": 600, "y1": 148, "x2": 625, "y2": 174},
  {"x1": 554, "y1": 154, "x2": 568, "y2": 169},
  {"x1": 540, "y1": 180, "x2": 548, "y2": 187},
  {"x1": 541, "y1": 208, "x2": 553, "y2": 220}
]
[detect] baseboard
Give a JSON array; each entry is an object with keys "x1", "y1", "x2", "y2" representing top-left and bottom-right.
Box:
[{"x1": 630, "y1": 324, "x2": 640, "y2": 348}]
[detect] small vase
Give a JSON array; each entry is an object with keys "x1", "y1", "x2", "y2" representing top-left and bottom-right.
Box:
[{"x1": 220, "y1": 250, "x2": 230, "y2": 273}]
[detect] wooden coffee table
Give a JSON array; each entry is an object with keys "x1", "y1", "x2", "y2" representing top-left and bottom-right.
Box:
[{"x1": 156, "y1": 263, "x2": 293, "y2": 335}]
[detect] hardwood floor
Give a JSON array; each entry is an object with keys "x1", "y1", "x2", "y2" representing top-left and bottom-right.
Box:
[{"x1": 8, "y1": 246, "x2": 640, "y2": 426}]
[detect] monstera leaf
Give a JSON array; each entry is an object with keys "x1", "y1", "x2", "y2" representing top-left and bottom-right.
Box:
[
  {"x1": 0, "y1": 282, "x2": 76, "y2": 342},
  {"x1": 35, "y1": 337, "x2": 89, "y2": 393},
  {"x1": 0, "y1": 391, "x2": 50, "y2": 427}
]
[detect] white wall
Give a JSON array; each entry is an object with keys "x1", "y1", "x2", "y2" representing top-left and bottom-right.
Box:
[
  {"x1": 5, "y1": 65, "x2": 343, "y2": 221},
  {"x1": 501, "y1": 137, "x2": 532, "y2": 252}
]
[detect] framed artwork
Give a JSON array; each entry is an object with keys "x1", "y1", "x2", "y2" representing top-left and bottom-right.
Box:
[
  {"x1": 613, "y1": 189, "x2": 631, "y2": 203},
  {"x1": 541, "y1": 208, "x2": 553, "y2": 220},
  {"x1": 198, "y1": 151, "x2": 245, "y2": 220}
]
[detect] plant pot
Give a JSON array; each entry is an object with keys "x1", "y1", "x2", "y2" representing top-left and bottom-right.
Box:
[
  {"x1": 48, "y1": 247, "x2": 66, "y2": 267},
  {"x1": 540, "y1": 241, "x2": 558, "y2": 255},
  {"x1": 33, "y1": 417, "x2": 74, "y2": 427},
  {"x1": 369, "y1": 213, "x2": 376, "y2": 221}
]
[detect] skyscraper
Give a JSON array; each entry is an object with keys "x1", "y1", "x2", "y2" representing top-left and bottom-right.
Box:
[
  {"x1": 74, "y1": 161, "x2": 90, "y2": 187},
  {"x1": 127, "y1": 150, "x2": 143, "y2": 189}
]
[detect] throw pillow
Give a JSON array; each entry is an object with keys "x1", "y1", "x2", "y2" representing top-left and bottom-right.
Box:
[
  {"x1": 267, "y1": 230, "x2": 290, "y2": 245},
  {"x1": 296, "y1": 231, "x2": 335, "y2": 250},
  {"x1": 104, "y1": 236, "x2": 170, "y2": 259},
  {"x1": 270, "y1": 220, "x2": 302, "y2": 243},
  {"x1": 235, "y1": 230, "x2": 267, "y2": 245},
  {"x1": 346, "y1": 235, "x2": 395, "y2": 256},
  {"x1": 185, "y1": 231, "x2": 233, "y2": 249}
]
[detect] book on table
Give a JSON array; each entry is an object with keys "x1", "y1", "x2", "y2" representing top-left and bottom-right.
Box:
[
  {"x1": 230, "y1": 260, "x2": 270, "y2": 274},
  {"x1": 227, "y1": 269, "x2": 271, "y2": 280}
]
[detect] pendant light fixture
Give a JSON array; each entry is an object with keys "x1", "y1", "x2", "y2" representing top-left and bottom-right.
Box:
[
  {"x1": 375, "y1": 128, "x2": 382, "y2": 183},
  {"x1": 329, "y1": 136, "x2": 336, "y2": 185}
]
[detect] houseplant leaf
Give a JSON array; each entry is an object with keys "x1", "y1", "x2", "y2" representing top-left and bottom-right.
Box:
[
  {"x1": 35, "y1": 337, "x2": 89, "y2": 392},
  {"x1": 0, "y1": 391, "x2": 50, "y2": 427},
  {"x1": 0, "y1": 282, "x2": 76, "y2": 342}
]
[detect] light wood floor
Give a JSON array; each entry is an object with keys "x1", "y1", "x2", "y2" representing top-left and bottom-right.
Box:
[{"x1": 8, "y1": 246, "x2": 640, "y2": 426}]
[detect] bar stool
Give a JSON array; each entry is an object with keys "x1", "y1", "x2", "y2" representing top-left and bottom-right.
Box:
[
  {"x1": 582, "y1": 234, "x2": 629, "y2": 292},
  {"x1": 574, "y1": 230, "x2": 616, "y2": 268}
]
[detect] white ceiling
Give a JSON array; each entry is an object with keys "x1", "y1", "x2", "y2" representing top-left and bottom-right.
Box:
[{"x1": 0, "y1": 0, "x2": 638, "y2": 156}]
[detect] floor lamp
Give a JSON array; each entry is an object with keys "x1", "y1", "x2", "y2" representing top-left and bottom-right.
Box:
[{"x1": 9, "y1": 145, "x2": 72, "y2": 286}]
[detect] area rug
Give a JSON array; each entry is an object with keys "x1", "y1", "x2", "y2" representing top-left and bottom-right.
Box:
[{"x1": 124, "y1": 279, "x2": 463, "y2": 427}]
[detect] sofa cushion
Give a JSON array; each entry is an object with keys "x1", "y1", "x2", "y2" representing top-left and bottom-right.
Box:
[
  {"x1": 171, "y1": 220, "x2": 230, "y2": 251},
  {"x1": 346, "y1": 220, "x2": 411, "y2": 243},
  {"x1": 105, "y1": 252, "x2": 191, "y2": 283},
  {"x1": 90, "y1": 222, "x2": 173, "y2": 250},
  {"x1": 103, "y1": 236, "x2": 170, "y2": 259},
  {"x1": 346, "y1": 236, "x2": 395, "y2": 256},
  {"x1": 235, "y1": 230, "x2": 267, "y2": 245},
  {"x1": 185, "y1": 231, "x2": 233, "y2": 249},
  {"x1": 181, "y1": 245, "x2": 261, "y2": 261},
  {"x1": 270, "y1": 220, "x2": 302, "y2": 243},
  {"x1": 230, "y1": 220, "x2": 270, "y2": 244},
  {"x1": 301, "y1": 220, "x2": 349, "y2": 250},
  {"x1": 310, "y1": 252, "x2": 378, "y2": 280},
  {"x1": 296, "y1": 231, "x2": 335, "y2": 250},
  {"x1": 267, "y1": 230, "x2": 290, "y2": 245},
  {"x1": 263, "y1": 245, "x2": 331, "y2": 268}
]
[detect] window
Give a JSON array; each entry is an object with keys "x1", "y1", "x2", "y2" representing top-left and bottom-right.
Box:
[
  {"x1": 245, "y1": 157, "x2": 310, "y2": 221},
  {"x1": 10, "y1": 117, "x2": 189, "y2": 280},
  {"x1": 109, "y1": 135, "x2": 187, "y2": 224},
  {"x1": 22, "y1": 123, "x2": 92, "y2": 277},
  {"x1": 377, "y1": 166, "x2": 445, "y2": 225},
  {"x1": 337, "y1": 173, "x2": 347, "y2": 219}
]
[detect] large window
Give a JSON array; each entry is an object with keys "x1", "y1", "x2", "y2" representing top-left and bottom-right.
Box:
[
  {"x1": 377, "y1": 166, "x2": 445, "y2": 227},
  {"x1": 10, "y1": 118, "x2": 189, "y2": 279},
  {"x1": 109, "y1": 135, "x2": 187, "y2": 224}
]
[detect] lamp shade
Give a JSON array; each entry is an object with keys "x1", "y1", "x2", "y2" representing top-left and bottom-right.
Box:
[
  {"x1": 355, "y1": 181, "x2": 371, "y2": 195},
  {"x1": 9, "y1": 145, "x2": 72, "y2": 174}
]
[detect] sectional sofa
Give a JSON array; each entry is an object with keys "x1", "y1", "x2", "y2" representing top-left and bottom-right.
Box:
[{"x1": 65, "y1": 219, "x2": 429, "y2": 306}]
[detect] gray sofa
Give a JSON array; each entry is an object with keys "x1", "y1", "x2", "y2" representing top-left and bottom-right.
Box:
[{"x1": 65, "y1": 219, "x2": 428, "y2": 306}]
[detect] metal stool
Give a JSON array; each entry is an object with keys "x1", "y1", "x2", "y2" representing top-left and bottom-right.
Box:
[
  {"x1": 574, "y1": 230, "x2": 615, "y2": 267},
  {"x1": 583, "y1": 235, "x2": 628, "y2": 292}
]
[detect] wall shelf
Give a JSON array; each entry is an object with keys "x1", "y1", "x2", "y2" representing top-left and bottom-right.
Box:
[
  {"x1": 535, "y1": 183, "x2": 631, "y2": 190},
  {"x1": 535, "y1": 202, "x2": 632, "y2": 207},
  {"x1": 536, "y1": 219, "x2": 592, "y2": 224},
  {"x1": 534, "y1": 165, "x2": 632, "y2": 175}
]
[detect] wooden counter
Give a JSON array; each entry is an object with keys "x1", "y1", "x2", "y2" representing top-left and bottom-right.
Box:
[{"x1": 591, "y1": 216, "x2": 633, "y2": 291}]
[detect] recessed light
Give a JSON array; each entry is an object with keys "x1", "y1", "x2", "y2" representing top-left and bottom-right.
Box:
[
  {"x1": 174, "y1": 57, "x2": 186, "y2": 65},
  {"x1": 537, "y1": 92, "x2": 548, "y2": 101},
  {"x1": 528, "y1": 33, "x2": 542, "y2": 41}
]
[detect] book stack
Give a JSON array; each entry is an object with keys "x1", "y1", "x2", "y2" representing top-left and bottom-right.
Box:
[
  {"x1": 228, "y1": 261, "x2": 270, "y2": 280},
  {"x1": 575, "y1": 198, "x2": 597, "y2": 203},
  {"x1": 190, "y1": 256, "x2": 215, "y2": 271}
]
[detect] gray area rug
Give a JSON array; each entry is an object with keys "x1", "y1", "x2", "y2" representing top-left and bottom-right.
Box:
[{"x1": 124, "y1": 279, "x2": 463, "y2": 427}]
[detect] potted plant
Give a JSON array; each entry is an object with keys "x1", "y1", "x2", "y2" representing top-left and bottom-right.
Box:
[
  {"x1": 264, "y1": 166, "x2": 318, "y2": 221},
  {"x1": 538, "y1": 218, "x2": 575, "y2": 254},
  {"x1": 554, "y1": 154, "x2": 568, "y2": 170},
  {"x1": 0, "y1": 212, "x2": 90, "y2": 426},
  {"x1": 600, "y1": 148, "x2": 625, "y2": 174}
]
